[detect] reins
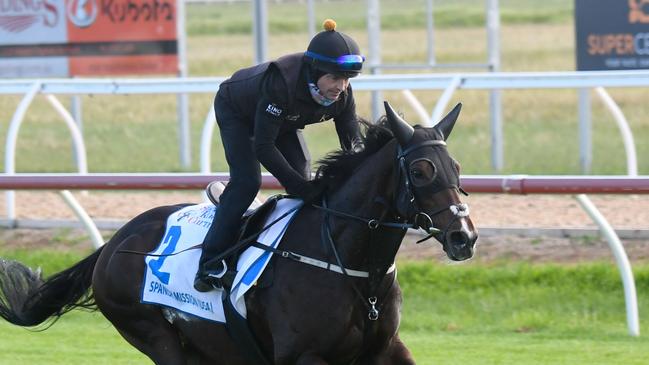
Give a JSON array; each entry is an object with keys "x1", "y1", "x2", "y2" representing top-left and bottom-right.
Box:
[
  {"x1": 318, "y1": 195, "x2": 400, "y2": 321},
  {"x1": 115, "y1": 198, "x2": 399, "y2": 281},
  {"x1": 311, "y1": 204, "x2": 416, "y2": 230},
  {"x1": 118, "y1": 135, "x2": 470, "y2": 325}
]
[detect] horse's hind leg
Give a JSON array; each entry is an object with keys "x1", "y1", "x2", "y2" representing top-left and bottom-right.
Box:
[
  {"x1": 94, "y1": 227, "x2": 188, "y2": 364},
  {"x1": 110, "y1": 312, "x2": 188, "y2": 365}
]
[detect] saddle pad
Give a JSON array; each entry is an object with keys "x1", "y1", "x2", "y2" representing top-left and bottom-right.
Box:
[{"x1": 141, "y1": 199, "x2": 302, "y2": 322}]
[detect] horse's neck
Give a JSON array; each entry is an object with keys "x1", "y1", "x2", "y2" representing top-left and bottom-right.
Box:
[
  {"x1": 326, "y1": 140, "x2": 402, "y2": 268},
  {"x1": 329, "y1": 140, "x2": 397, "y2": 213}
]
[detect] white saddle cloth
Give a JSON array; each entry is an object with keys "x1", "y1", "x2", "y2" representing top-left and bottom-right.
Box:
[{"x1": 141, "y1": 198, "x2": 302, "y2": 322}]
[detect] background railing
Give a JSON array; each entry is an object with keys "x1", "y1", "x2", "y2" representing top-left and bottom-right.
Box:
[
  {"x1": 0, "y1": 172, "x2": 646, "y2": 337},
  {"x1": 2, "y1": 71, "x2": 648, "y2": 336}
]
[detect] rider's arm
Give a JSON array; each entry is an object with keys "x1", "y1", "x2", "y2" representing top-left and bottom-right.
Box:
[
  {"x1": 254, "y1": 71, "x2": 309, "y2": 193},
  {"x1": 333, "y1": 85, "x2": 361, "y2": 151}
]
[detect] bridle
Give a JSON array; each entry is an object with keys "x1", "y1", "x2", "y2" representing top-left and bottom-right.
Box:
[
  {"x1": 394, "y1": 139, "x2": 470, "y2": 243},
  {"x1": 309, "y1": 137, "x2": 472, "y2": 320},
  {"x1": 314, "y1": 138, "x2": 470, "y2": 236}
]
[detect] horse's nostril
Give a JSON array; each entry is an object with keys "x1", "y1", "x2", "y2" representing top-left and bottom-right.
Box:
[
  {"x1": 449, "y1": 231, "x2": 469, "y2": 246},
  {"x1": 446, "y1": 230, "x2": 476, "y2": 261}
]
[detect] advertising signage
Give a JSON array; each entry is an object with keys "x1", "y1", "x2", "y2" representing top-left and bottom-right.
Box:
[
  {"x1": 0, "y1": 0, "x2": 178, "y2": 77},
  {"x1": 575, "y1": 0, "x2": 649, "y2": 71}
]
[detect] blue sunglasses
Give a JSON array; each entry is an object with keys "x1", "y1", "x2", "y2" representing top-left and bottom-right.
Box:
[{"x1": 305, "y1": 51, "x2": 365, "y2": 70}]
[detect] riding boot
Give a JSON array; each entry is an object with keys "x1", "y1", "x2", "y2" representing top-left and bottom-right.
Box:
[{"x1": 194, "y1": 206, "x2": 243, "y2": 292}]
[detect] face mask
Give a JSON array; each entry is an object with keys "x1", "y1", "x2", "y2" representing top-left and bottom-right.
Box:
[{"x1": 308, "y1": 82, "x2": 337, "y2": 107}]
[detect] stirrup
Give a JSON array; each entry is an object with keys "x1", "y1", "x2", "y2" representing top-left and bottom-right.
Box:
[
  {"x1": 205, "y1": 260, "x2": 228, "y2": 280},
  {"x1": 194, "y1": 261, "x2": 228, "y2": 292}
]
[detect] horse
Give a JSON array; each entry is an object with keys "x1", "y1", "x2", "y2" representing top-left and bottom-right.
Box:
[{"x1": 0, "y1": 101, "x2": 477, "y2": 365}]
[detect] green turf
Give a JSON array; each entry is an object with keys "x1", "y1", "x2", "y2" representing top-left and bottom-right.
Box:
[
  {"x1": 186, "y1": 0, "x2": 573, "y2": 36},
  {"x1": 0, "y1": 248, "x2": 647, "y2": 364}
]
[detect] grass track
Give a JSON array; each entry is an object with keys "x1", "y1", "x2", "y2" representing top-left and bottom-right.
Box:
[{"x1": 0, "y1": 250, "x2": 647, "y2": 364}]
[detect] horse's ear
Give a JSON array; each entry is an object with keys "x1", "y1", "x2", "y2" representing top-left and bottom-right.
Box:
[
  {"x1": 434, "y1": 103, "x2": 462, "y2": 141},
  {"x1": 384, "y1": 101, "x2": 414, "y2": 146}
]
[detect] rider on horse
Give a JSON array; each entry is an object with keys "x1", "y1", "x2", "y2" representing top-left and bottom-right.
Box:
[{"x1": 194, "y1": 19, "x2": 366, "y2": 292}]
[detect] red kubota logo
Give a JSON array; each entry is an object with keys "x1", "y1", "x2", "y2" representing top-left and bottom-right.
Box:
[
  {"x1": 67, "y1": 0, "x2": 98, "y2": 28},
  {"x1": 0, "y1": 0, "x2": 59, "y2": 32},
  {"x1": 629, "y1": 0, "x2": 649, "y2": 23}
]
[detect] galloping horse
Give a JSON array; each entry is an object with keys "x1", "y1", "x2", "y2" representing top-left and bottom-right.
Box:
[{"x1": 0, "y1": 102, "x2": 477, "y2": 364}]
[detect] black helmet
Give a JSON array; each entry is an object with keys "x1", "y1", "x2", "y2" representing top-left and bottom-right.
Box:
[{"x1": 304, "y1": 19, "x2": 364, "y2": 78}]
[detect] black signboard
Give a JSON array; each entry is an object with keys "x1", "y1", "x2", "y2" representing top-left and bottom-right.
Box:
[{"x1": 575, "y1": 0, "x2": 649, "y2": 70}]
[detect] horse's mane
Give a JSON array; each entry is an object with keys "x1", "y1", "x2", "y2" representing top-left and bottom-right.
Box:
[{"x1": 315, "y1": 117, "x2": 394, "y2": 190}]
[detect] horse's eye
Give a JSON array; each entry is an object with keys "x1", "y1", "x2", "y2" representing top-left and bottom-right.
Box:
[{"x1": 409, "y1": 159, "x2": 436, "y2": 187}]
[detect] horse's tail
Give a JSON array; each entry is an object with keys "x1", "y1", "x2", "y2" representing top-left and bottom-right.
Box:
[{"x1": 0, "y1": 246, "x2": 104, "y2": 328}]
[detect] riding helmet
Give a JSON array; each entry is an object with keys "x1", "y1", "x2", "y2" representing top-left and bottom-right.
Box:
[{"x1": 304, "y1": 19, "x2": 364, "y2": 78}]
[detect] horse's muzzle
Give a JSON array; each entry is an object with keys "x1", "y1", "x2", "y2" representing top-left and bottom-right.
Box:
[{"x1": 444, "y1": 229, "x2": 477, "y2": 261}]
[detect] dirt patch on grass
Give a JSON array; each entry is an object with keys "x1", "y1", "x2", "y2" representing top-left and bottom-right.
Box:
[
  {"x1": 399, "y1": 234, "x2": 649, "y2": 264},
  {"x1": 0, "y1": 191, "x2": 647, "y2": 264}
]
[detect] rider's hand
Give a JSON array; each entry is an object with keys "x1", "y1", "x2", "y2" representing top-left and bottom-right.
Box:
[{"x1": 288, "y1": 180, "x2": 327, "y2": 204}]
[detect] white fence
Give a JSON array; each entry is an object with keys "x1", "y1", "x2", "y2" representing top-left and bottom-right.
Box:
[{"x1": 3, "y1": 69, "x2": 649, "y2": 173}]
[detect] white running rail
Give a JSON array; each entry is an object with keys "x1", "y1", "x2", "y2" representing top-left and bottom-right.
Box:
[{"x1": 2, "y1": 71, "x2": 648, "y2": 336}]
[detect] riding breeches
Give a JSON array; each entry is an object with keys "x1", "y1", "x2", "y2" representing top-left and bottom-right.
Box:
[{"x1": 199, "y1": 97, "x2": 311, "y2": 268}]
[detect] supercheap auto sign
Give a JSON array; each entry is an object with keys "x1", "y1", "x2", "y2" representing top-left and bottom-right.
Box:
[
  {"x1": 575, "y1": 0, "x2": 649, "y2": 70},
  {"x1": 0, "y1": 0, "x2": 178, "y2": 77}
]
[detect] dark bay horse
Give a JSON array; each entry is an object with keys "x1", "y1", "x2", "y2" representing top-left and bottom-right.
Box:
[{"x1": 0, "y1": 102, "x2": 477, "y2": 364}]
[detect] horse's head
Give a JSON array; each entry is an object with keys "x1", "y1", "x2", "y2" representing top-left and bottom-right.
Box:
[{"x1": 384, "y1": 101, "x2": 478, "y2": 261}]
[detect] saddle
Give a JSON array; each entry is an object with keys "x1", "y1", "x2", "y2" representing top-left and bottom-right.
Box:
[
  {"x1": 208, "y1": 184, "x2": 280, "y2": 244},
  {"x1": 205, "y1": 182, "x2": 281, "y2": 287},
  {"x1": 239, "y1": 197, "x2": 280, "y2": 244},
  {"x1": 205, "y1": 182, "x2": 279, "y2": 365}
]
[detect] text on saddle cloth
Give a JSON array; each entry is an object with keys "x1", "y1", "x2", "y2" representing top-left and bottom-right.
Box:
[{"x1": 141, "y1": 199, "x2": 303, "y2": 322}]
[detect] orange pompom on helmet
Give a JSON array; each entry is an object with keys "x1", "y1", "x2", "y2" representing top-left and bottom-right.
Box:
[{"x1": 304, "y1": 19, "x2": 364, "y2": 78}]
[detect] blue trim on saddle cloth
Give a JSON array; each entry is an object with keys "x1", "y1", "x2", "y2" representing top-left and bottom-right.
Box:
[{"x1": 140, "y1": 199, "x2": 303, "y2": 323}]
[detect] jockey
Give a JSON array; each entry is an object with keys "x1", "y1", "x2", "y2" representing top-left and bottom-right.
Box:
[{"x1": 194, "y1": 19, "x2": 365, "y2": 292}]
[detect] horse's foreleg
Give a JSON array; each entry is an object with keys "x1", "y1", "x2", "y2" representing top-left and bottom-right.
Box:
[
  {"x1": 363, "y1": 335, "x2": 416, "y2": 365},
  {"x1": 387, "y1": 335, "x2": 416, "y2": 365}
]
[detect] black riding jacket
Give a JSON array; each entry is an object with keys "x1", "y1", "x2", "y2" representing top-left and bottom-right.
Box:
[{"x1": 216, "y1": 53, "x2": 360, "y2": 193}]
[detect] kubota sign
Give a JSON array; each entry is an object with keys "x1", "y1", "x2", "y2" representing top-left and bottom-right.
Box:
[
  {"x1": 576, "y1": 0, "x2": 649, "y2": 70},
  {"x1": 0, "y1": 0, "x2": 178, "y2": 77}
]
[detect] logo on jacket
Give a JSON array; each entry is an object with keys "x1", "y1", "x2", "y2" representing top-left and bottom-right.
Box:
[
  {"x1": 285, "y1": 113, "x2": 300, "y2": 121},
  {"x1": 318, "y1": 114, "x2": 331, "y2": 122},
  {"x1": 265, "y1": 103, "x2": 283, "y2": 117}
]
